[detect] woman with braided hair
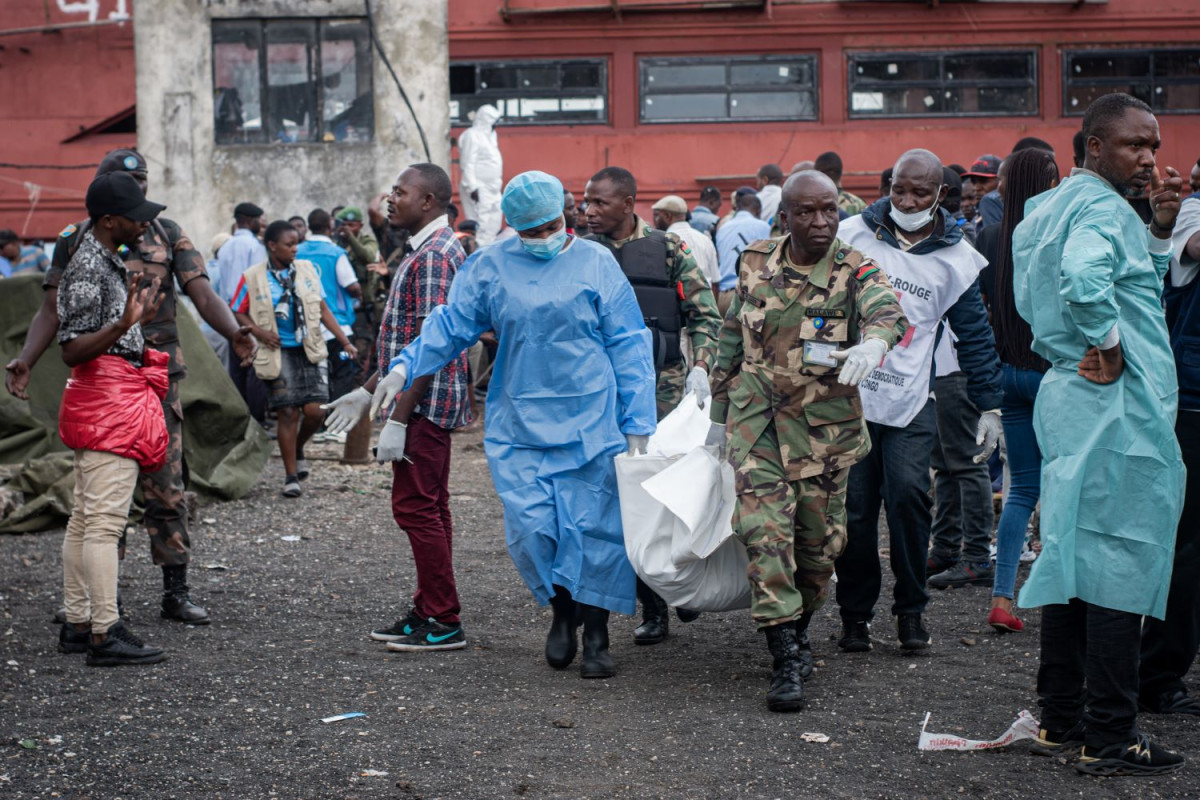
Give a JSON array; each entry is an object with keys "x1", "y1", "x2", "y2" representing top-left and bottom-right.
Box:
[{"x1": 985, "y1": 147, "x2": 1060, "y2": 633}]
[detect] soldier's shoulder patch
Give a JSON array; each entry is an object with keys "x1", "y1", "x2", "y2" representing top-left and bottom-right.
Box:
[
  {"x1": 677, "y1": 240, "x2": 692, "y2": 256},
  {"x1": 855, "y1": 262, "x2": 880, "y2": 282},
  {"x1": 58, "y1": 224, "x2": 77, "y2": 239}
]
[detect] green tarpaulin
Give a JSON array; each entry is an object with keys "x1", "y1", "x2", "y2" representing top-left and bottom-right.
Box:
[{"x1": 0, "y1": 273, "x2": 270, "y2": 532}]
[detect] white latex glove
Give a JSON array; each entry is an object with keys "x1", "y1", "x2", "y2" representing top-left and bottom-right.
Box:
[
  {"x1": 626, "y1": 434, "x2": 649, "y2": 456},
  {"x1": 685, "y1": 365, "x2": 711, "y2": 406},
  {"x1": 830, "y1": 338, "x2": 889, "y2": 386},
  {"x1": 370, "y1": 364, "x2": 408, "y2": 420},
  {"x1": 320, "y1": 386, "x2": 370, "y2": 435},
  {"x1": 973, "y1": 409, "x2": 1003, "y2": 464},
  {"x1": 375, "y1": 419, "x2": 409, "y2": 463}
]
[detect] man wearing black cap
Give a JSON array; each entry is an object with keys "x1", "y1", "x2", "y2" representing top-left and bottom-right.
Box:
[
  {"x1": 962, "y1": 155, "x2": 1003, "y2": 230},
  {"x1": 57, "y1": 170, "x2": 170, "y2": 665},
  {"x1": 5, "y1": 148, "x2": 255, "y2": 627},
  {"x1": 216, "y1": 201, "x2": 269, "y2": 422}
]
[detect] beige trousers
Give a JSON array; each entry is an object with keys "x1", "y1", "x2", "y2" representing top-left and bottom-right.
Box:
[{"x1": 62, "y1": 449, "x2": 139, "y2": 634}]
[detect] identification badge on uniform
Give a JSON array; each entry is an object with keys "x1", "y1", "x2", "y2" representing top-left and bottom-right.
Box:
[
  {"x1": 803, "y1": 340, "x2": 839, "y2": 367},
  {"x1": 274, "y1": 299, "x2": 291, "y2": 321}
]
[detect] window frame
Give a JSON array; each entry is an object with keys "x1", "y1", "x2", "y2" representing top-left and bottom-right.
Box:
[
  {"x1": 449, "y1": 58, "x2": 610, "y2": 127},
  {"x1": 1062, "y1": 47, "x2": 1200, "y2": 116},
  {"x1": 846, "y1": 49, "x2": 1039, "y2": 120},
  {"x1": 637, "y1": 54, "x2": 820, "y2": 125},
  {"x1": 211, "y1": 16, "x2": 375, "y2": 147}
]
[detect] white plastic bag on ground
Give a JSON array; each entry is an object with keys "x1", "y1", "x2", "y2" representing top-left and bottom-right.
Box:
[
  {"x1": 917, "y1": 710, "x2": 1041, "y2": 751},
  {"x1": 616, "y1": 395, "x2": 750, "y2": 612}
]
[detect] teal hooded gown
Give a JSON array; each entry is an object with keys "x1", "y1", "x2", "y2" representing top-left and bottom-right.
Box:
[{"x1": 1012, "y1": 170, "x2": 1184, "y2": 619}]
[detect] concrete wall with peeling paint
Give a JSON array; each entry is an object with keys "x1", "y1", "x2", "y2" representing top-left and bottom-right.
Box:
[{"x1": 135, "y1": 0, "x2": 448, "y2": 252}]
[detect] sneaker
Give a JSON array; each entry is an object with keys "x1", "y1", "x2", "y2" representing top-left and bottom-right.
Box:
[
  {"x1": 58, "y1": 623, "x2": 90, "y2": 654},
  {"x1": 928, "y1": 561, "x2": 995, "y2": 590},
  {"x1": 325, "y1": 430, "x2": 347, "y2": 444},
  {"x1": 386, "y1": 618, "x2": 467, "y2": 652},
  {"x1": 1075, "y1": 733, "x2": 1185, "y2": 776},
  {"x1": 1019, "y1": 543, "x2": 1038, "y2": 563},
  {"x1": 296, "y1": 460, "x2": 310, "y2": 481},
  {"x1": 1139, "y1": 688, "x2": 1200, "y2": 716},
  {"x1": 282, "y1": 476, "x2": 303, "y2": 498},
  {"x1": 838, "y1": 620, "x2": 872, "y2": 652},
  {"x1": 1030, "y1": 721, "x2": 1085, "y2": 758},
  {"x1": 926, "y1": 552, "x2": 957, "y2": 576},
  {"x1": 369, "y1": 609, "x2": 426, "y2": 642},
  {"x1": 896, "y1": 614, "x2": 931, "y2": 650},
  {"x1": 85, "y1": 622, "x2": 166, "y2": 667},
  {"x1": 987, "y1": 605, "x2": 1024, "y2": 633}
]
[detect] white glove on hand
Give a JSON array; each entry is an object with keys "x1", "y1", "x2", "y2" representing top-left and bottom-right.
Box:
[
  {"x1": 370, "y1": 364, "x2": 408, "y2": 420},
  {"x1": 973, "y1": 409, "x2": 1003, "y2": 464},
  {"x1": 375, "y1": 419, "x2": 409, "y2": 463},
  {"x1": 320, "y1": 386, "x2": 370, "y2": 435},
  {"x1": 626, "y1": 434, "x2": 649, "y2": 456},
  {"x1": 685, "y1": 365, "x2": 711, "y2": 406},
  {"x1": 830, "y1": 338, "x2": 888, "y2": 386}
]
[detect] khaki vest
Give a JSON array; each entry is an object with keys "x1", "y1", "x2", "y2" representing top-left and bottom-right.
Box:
[{"x1": 244, "y1": 259, "x2": 327, "y2": 380}]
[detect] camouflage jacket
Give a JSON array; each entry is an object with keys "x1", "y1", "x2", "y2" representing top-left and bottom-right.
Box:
[
  {"x1": 589, "y1": 216, "x2": 722, "y2": 369},
  {"x1": 838, "y1": 190, "x2": 867, "y2": 216},
  {"x1": 47, "y1": 217, "x2": 207, "y2": 377},
  {"x1": 711, "y1": 235, "x2": 908, "y2": 480}
]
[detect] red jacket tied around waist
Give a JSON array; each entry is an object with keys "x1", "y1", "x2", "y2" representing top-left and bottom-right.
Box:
[{"x1": 58, "y1": 350, "x2": 170, "y2": 471}]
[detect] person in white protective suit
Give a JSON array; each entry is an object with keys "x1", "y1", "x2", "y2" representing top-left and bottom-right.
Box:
[
  {"x1": 367, "y1": 170, "x2": 658, "y2": 680},
  {"x1": 458, "y1": 105, "x2": 504, "y2": 246}
]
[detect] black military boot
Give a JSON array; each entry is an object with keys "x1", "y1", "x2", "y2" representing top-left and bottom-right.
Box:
[
  {"x1": 161, "y1": 565, "x2": 210, "y2": 625},
  {"x1": 795, "y1": 611, "x2": 815, "y2": 681},
  {"x1": 633, "y1": 579, "x2": 668, "y2": 645},
  {"x1": 579, "y1": 604, "x2": 615, "y2": 679},
  {"x1": 763, "y1": 624, "x2": 804, "y2": 713},
  {"x1": 545, "y1": 586, "x2": 580, "y2": 670}
]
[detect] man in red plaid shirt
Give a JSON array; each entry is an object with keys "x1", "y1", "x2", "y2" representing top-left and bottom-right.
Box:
[{"x1": 324, "y1": 163, "x2": 473, "y2": 652}]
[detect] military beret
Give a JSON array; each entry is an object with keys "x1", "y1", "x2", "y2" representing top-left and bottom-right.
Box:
[
  {"x1": 336, "y1": 206, "x2": 364, "y2": 222},
  {"x1": 96, "y1": 149, "x2": 147, "y2": 178}
]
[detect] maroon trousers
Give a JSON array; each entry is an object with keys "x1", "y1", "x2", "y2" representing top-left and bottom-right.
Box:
[{"x1": 390, "y1": 415, "x2": 460, "y2": 624}]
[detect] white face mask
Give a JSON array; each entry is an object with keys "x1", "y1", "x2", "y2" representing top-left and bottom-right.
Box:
[{"x1": 888, "y1": 186, "x2": 944, "y2": 232}]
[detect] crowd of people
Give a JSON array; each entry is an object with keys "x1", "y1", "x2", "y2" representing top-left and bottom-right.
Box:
[{"x1": 3, "y1": 90, "x2": 1200, "y2": 779}]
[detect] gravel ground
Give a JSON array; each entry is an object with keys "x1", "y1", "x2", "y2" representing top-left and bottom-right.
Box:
[{"x1": 1, "y1": 428, "x2": 1197, "y2": 799}]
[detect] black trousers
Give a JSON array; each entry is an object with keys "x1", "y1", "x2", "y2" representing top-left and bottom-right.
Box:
[
  {"x1": 1139, "y1": 411, "x2": 1200, "y2": 698},
  {"x1": 228, "y1": 357, "x2": 268, "y2": 424},
  {"x1": 1038, "y1": 599, "x2": 1141, "y2": 749}
]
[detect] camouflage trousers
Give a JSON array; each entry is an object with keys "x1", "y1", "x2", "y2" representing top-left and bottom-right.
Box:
[
  {"x1": 655, "y1": 359, "x2": 688, "y2": 418},
  {"x1": 120, "y1": 375, "x2": 190, "y2": 566},
  {"x1": 734, "y1": 430, "x2": 849, "y2": 628}
]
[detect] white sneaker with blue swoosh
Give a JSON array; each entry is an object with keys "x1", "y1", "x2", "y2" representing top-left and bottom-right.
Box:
[{"x1": 386, "y1": 618, "x2": 467, "y2": 652}]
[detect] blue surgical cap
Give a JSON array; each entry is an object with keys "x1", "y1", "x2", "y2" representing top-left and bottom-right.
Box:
[{"x1": 501, "y1": 171, "x2": 564, "y2": 232}]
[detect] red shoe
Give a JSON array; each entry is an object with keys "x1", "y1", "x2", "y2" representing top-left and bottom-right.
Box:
[{"x1": 988, "y1": 606, "x2": 1024, "y2": 633}]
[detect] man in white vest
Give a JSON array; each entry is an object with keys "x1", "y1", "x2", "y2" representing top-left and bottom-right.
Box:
[{"x1": 832, "y1": 149, "x2": 1003, "y2": 652}]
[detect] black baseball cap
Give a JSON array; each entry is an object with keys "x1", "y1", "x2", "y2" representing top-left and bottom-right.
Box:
[
  {"x1": 96, "y1": 148, "x2": 147, "y2": 177},
  {"x1": 86, "y1": 171, "x2": 165, "y2": 222},
  {"x1": 234, "y1": 202, "x2": 264, "y2": 218}
]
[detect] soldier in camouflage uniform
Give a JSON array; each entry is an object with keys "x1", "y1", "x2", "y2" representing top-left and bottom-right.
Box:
[
  {"x1": 710, "y1": 171, "x2": 908, "y2": 712},
  {"x1": 583, "y1": 166, "x2": 723, "y2": 644},
  {"x1": 4, "y1": 149, "x2": 256, "y2": 626},
  {"x1": 336, "y1": 206, "x2": 382, "y2": 379}
]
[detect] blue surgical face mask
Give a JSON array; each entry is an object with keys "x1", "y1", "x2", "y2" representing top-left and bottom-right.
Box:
[{"x1": 519, "y1": 225, "x2": 568, "y2": 260}]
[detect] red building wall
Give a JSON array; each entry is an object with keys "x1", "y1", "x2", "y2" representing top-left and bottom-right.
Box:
[
  {"x1": 0, "y1": 1, "x2": 136, "y2": 240},
  {"x1": 448, "y1": 0, "x2": 1200, "y2": 214}
]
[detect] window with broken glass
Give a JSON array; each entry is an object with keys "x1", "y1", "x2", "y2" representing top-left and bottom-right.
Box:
[
  {"x1": 212, "y1": 18, "x2": 374, "y2": 145},
  {"x1": 1063, "y1": 49, "x2": 1200, "y2": 115},
  {"x1": 848, "y1": 51, "x2": 1038, "y2": 118},
  {"x1": 450, "y1": 60, "x2": 608, "y2": 126}
]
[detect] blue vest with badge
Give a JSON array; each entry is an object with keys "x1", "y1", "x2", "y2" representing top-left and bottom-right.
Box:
[{"x1": 298, "y1": 238, "x2": 355, "y2": 329}]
